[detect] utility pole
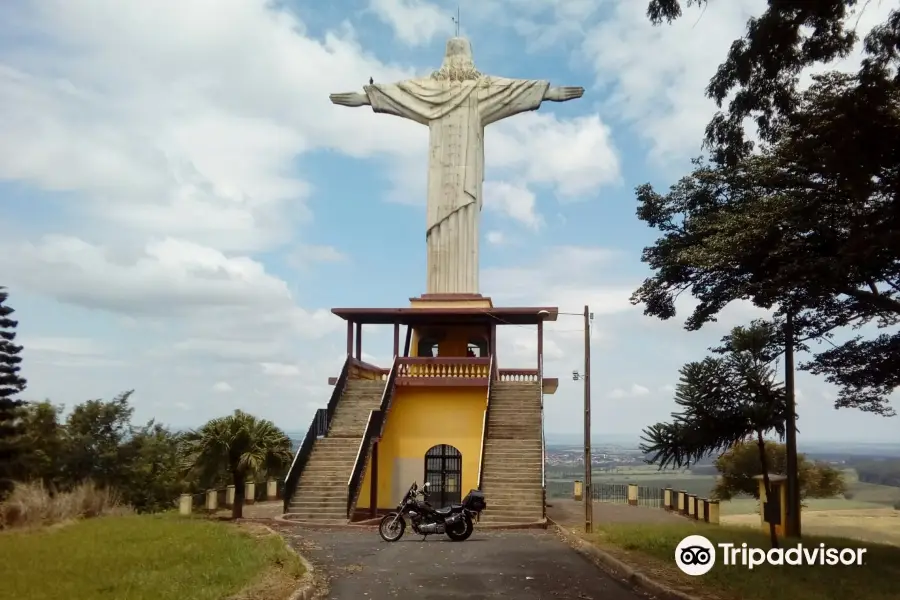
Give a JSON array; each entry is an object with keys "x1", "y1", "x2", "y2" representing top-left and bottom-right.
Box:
[
  {"x1": 784, "y1": 310, "x2": 801, "y2": 537},
  {"x1": 583, "y1": 305, "x2": 593, "y2": 534}
]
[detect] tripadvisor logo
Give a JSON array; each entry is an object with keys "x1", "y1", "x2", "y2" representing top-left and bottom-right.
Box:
[{"x1": 675, "y1": 535, "x2": 867, "y2": 575}]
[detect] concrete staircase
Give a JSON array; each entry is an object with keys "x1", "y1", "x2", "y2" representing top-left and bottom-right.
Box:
[
  {"x1": 479, "y1": 381, "x2": 545, "y2": 525},
  {"x1": 284, "y1": 379, "x2": 385, "y2": 522}
]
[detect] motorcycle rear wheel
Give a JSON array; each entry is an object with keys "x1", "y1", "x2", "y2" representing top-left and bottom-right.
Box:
[
  {"x1": 445, "y1": 515, "x2": 473, "y2": 542},
  {"x1": 379, "y1": 513, "x2": 406, "y2": 542}
]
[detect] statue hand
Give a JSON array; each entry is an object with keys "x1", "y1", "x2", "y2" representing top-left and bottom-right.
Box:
[
  {"x1": 545, "y1": 86, "x2": 585, "y2": 102},
  {"x1": 329, "y1": 91, "x2": 370, "y2": 107}
]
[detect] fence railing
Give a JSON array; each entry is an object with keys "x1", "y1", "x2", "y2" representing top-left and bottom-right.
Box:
[
  {"x1": 396, "y1": 357, "x2": 490, "y2": 380},
  {"x1": 557, "y1": 481, "x2": 722, "y2": 525},
  {"x1": 178, "y1": 478, "x2": 285, "y2": 515},
  {"x1": 498, "y1": 368, "x2": 539, "y2": 382}
]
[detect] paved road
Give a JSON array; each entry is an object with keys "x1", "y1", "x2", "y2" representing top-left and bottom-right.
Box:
[{"x1": 274, "y1": 525, "x2": 646, "y2": 600}]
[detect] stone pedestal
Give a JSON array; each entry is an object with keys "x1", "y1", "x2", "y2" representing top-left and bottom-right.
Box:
[{"x1": 178, "y1": 493, "x2": 192, "y2": 516}]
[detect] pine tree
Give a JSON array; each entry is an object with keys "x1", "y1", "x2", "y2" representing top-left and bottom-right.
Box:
[{"x1": 0, "y1": 287, "x2": 27, "y2": 494}]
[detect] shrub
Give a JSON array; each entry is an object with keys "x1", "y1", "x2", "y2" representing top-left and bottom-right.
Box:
[
  {"x1": 843, "y1": 491, "x2": 855, "y2": 500},
  {"x1": 0, "y1": 480, "x2": 133, "y2": 529}
]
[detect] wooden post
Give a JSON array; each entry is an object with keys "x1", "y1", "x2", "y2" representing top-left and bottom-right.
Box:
[
  {"x1": 393, "y1": 323, "x2": 400, "y2": 357},
  {"x1": 346, "y1": 321, "x2": 353, "y2": 355},
  {"x1": 369, "y1": 441, "x2": 379, "y2": 519},
  {"x1": 403, "y1": 326, "x2": 412, "y2": 357},
  {"x1": 537, "y1": 319, "x2": 544, "y2": 370},
  {"x1": 355, "y1": 323, "x2": 362, "y2": 360}
]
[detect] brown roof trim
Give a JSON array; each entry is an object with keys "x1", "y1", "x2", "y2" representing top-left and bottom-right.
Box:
[{"x1": 331, "y1": 306, "x2": 559, "y2": 325}]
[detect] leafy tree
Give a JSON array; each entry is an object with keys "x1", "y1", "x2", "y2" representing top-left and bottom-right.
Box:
[
  {"x1": 631, "y1": 71, "x2": 900, "y2": 416},
  {"x1": 12, "y1": 401, "x2": 66, "y2": 488},
  {"x1": 0, "y1": 288, "x2": 27, "y2": 496},
  {"x1": 641, "y1": 322, "x2": 788, "y2": 547},
  {"x1": 645, "y1": 0, "x2": 900, "y2": 165},
  {"x1": 712, "y1": 441, "x2": 847, "y2": 501},
  {"x1": 181, "y1": 410, "x2": 293, "y2": 519},
  {"x1": 62, "y1": 391, "x2": 135, "y2": 489},
  {"x1": 117, "y1": 420, "x2": 187, "y2": 513}
]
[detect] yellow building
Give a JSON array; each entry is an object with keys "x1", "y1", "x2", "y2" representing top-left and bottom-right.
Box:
[{"x1": 282, "y1": 293, "x2": 559, "y2": 525}]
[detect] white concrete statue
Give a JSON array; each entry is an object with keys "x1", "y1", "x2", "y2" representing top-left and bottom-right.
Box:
[{"x1": 330, "y1": 37, "x2": 584, "y2": 295}]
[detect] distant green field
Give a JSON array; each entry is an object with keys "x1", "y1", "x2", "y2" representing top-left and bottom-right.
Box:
[{"x1": 546, "y1": 466, "x2": 900, "y2": 513}]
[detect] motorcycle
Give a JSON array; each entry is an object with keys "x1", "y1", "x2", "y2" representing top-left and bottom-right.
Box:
[{"x1": 378, "y1": 481, "x2": 487, "y2": 542}]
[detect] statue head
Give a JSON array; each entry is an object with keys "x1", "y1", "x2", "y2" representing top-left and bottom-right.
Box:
[{"x1": 432, "y1": 36, "x2": 481, "y2": 81}]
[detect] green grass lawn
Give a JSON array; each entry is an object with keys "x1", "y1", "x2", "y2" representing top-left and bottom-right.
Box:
[
  {"x1": 581, "y1": 520, "x2": 900, "y2": 600},
  {"x1": 0, "y1": 515, "x2": 305, "y2": 600}
]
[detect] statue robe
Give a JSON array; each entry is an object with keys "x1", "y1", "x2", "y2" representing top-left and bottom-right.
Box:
[{"x1": 364, "y1": 77, "x2": 549, "y2": 294}]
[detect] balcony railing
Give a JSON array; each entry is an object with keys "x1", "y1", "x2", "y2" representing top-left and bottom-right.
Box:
[
  {"x1": 498, "y1": 368, "x2": 540, "y2": 382},
  {"x1": 396, "y1": 357, "x2": 490, "y2": 383}
]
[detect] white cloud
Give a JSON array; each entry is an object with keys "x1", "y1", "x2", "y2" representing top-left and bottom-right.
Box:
[
  {"x1": 260, "y1": 362, "x2": 302, "y2": 377},
  {"x1": 658, "y1": 384, "x2": 675, "y2": 394},
  {"x1": 483, "y1": 182, "x2": 542, "y2": 229},
  {"x1": 369, "y1": 0, "x2": 454, "y2": 46},
  {"x1": 21, "y1": 336, "x2": 105, "y2": 357},
  {"x1": 0, "y1": 235, "x2": 299, "y2": 317},
  {"x1": 211, "y1": 381, "x2": 233, "y2": 393},
  {"x1": 607, "y1": 383, "x2": 650, "y2": 399},
  {"x1": 287, "y1": 244, "x2": 348, "y2": 270},
  {"x1": 486, "y1": 231, "x2": 506, "y2": 245}
]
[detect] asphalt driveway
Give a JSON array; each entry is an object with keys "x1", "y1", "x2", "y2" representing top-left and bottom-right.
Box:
[{"x1": 274, "y1": 525, "x2": 647, "y2": 600}]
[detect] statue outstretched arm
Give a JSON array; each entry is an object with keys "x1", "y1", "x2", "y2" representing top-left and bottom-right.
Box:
[
  {"x1": 329, "y1": 91, "x2": 371, "y2": 108},
  {"x1": 543, "y1": 86, "x2": 584, "y2": 102}
]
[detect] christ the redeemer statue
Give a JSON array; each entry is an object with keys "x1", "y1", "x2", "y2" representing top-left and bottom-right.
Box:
[{"x1": 330, "y1": 37, "x2": 584, "y2": 295}]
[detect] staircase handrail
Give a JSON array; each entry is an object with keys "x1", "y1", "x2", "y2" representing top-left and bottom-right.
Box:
[
  {"x1": 346, "y1": 356, "x2": 399, "y2": 519},
  {"x1": 477, "y1": 353, "x2": 495, "y2": 490},
  {"x1": 377, "y1": 355, "x2": 401, "y2": 433},
  {"x1": 347, "y1": 409, "x2": 384, "y2": 518},
  {"x1": 283, "y1": 354, "x2": 352, "y2": 512}
]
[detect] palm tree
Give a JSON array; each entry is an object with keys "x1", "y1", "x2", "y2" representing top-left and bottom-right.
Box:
[
  {"x1": 641, "y1": 321, "x2": 789, "y2": 548},
  {"x1": 181, "y1": 410, "x2": 293, "y2": 519}
]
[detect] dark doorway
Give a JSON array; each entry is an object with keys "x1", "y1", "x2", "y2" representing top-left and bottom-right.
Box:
[{"x1": 424, "y1": 444, "x2": 462, "y2": 507}]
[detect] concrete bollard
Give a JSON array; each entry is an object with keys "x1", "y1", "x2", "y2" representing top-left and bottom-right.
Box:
[
  {"x1": 226, "y1": 485, "x2": 235, "y2": 507},
  {"x1": 684, "y1": 493, "x2": 693, "y2": 517},
  {"x1": 690, "y1": 495, "x2": 699, "y2": 519},
  {"x1": 245, "y1": 481, "x2": 256, "y2": 505},
  {"x1": 267, "y1": 478, "x2": 278, "y2": 501},
  {"x1": 663, "y1": 488, "x2": 672, "y2": 511},
  {"x1": 678, "y1": 490, "x2": 687, "y2": 513},
  {"x1": 206, "y1": 489, "x2": 218, "y2": 511},
  {"x1": 627, "y1": 484, "x2": 638, "y2": 506},
  {"x1": 707, "y1": 500, "x2": 720, "y2": 524},
  {"x1": 179, "y1": 493, "x2": 192, "y2": 516},
  {"x1": 701, "y1": 499, "x2": 709, "y2": 522},
  {"x1": 573, "y1": 480, "x2": 583, "y2": 501}
]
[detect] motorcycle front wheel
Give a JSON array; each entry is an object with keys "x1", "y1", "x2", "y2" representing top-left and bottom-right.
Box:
[
  {"x1": 379, "y1": 513, "x2": 406, "y2": 542},
  {"x1": 445, "y1": 515, "x2": 473, "y2": 542}
]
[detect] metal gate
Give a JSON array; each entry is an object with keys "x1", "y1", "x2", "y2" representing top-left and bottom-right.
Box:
[{"x1": 424, "y1": 444, "x2": 462, "y2": 508}]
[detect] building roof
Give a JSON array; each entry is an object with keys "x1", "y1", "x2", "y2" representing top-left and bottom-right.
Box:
[{"x1": 330, "y1": 306, "x2": 559, "y2": 325}]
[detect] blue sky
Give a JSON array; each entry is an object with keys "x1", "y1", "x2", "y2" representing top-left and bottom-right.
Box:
[{"x1": 1, "y1": 0, "x2": 896, "y2": 442}]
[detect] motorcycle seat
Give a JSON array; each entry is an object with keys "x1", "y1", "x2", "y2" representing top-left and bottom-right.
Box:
[{"x1": 435, "y1": 504, "x2": 464, "y2": 515}]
